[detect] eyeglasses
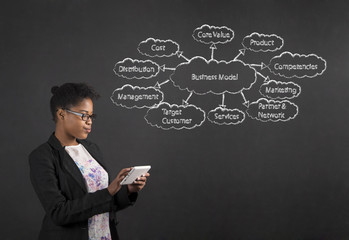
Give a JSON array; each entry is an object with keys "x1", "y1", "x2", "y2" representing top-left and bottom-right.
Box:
[{"x1": 64, "y1": 109, "x2": 97, "y2": 121}]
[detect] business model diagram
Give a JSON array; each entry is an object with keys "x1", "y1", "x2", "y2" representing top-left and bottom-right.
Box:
[{"x1": 111, "y1": 24, "x2": 327, "y2": 130}]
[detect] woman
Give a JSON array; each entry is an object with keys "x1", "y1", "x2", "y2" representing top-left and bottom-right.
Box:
[{"x1": 29, "y1": 83, "x2": 150, "y2": 240}]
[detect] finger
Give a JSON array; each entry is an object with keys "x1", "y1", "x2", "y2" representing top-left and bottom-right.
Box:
[
  {"x1": 137, "y1": 174, "x2": 149, "y2": 180},
  {"x1": 132, "y1": 180, "x2": 146, "y2": 185},
  {"x1": 118, "y1": 168, "x2": 132, "y2": 177},
  {"x1": 136, "y1": 176, "x2": 147, "y2": 182},
  {"x1": 120, "y1": 171, "x2": 131, "y2": 178},
  {"x1": 132, "y1": 181, "x2": 141, "y2": 185}
]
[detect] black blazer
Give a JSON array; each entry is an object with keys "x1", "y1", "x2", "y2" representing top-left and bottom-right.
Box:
[{"x1": 29, "y1": 133, "x2": 137, "y2": 240}]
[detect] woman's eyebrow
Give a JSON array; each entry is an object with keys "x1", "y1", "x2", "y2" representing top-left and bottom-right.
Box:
[{"x1": 78, "y1": 110, "x2": 91, "y2": 113}]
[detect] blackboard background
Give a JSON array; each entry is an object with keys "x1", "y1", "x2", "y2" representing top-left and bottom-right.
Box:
[{"x1": 1, "y1": 0, "x2": 349, "y2": 239}]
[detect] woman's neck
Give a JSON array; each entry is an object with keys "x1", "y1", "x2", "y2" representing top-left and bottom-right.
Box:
[{"x1": 54, "y1": 129, "x2": 78, "y2": 147}]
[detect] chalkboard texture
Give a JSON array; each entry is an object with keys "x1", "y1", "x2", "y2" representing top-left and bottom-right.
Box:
[{"x1": 1, "y1": 0, "x2": 349, "y2": 239}]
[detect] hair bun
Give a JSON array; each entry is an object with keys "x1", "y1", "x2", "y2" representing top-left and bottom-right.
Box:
[{"x1": 51, "y1": 86, "x2": 59, "y2": 95}]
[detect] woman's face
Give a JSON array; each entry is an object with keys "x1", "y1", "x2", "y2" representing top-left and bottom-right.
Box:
[{"x1": 61, "y1": 98, "x2": 94, "y2": 140}]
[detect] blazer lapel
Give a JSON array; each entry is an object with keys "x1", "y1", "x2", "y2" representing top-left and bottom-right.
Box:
[
  {"x1": 47, "y1": 133, "x2": 111, "y2": 190},
  {"x1": 59, "y1": 148, "x2": 88, "y2": 193},
  {"x1": 48, "y1": 133, "x2": 88, "y2": 193}
]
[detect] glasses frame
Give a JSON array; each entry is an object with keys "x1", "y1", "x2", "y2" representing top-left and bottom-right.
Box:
[{"x1": 64, "y1": 108, "x2": 96, "y2": 121}]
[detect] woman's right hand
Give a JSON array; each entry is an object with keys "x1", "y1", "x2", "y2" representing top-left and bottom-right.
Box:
[{"x1": 107, "y1": 168, "x2": 132, "y2": 196}]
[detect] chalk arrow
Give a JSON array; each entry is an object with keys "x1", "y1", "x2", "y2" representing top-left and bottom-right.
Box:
[
  {"x1": 210, "y1": 43, "x2": 217, "y2": 60},
  {"x1": 261, "y1": 62, "x2": 268, "y2": 70},
  {"x1": 233, "y1": 49, "x2": 246, "y2": 61},
  {"x1": 256, "y1": 71, "x2": 269, "y2": 82},
  {"x1": 182, "y1": 91, "x2": 193, "y2": 106},
  {"x1": 160, "y1": 65, "x2": 176, "y2": 72},
  {"x1": 249, "y1": 62, "x2": 268, "y2": 70},
  {"x1": 177, "y1": 51, "x2": 190, "y2": 62},
  {"x1": 210, "y1": 43, "x2": 217, "y2": 49},
  {"x1": 249, "y1": 63, "x2": 261, "y2": 67},
  {"x1": 219, "y1": 93, "x2": 226, "y2": 108},
  {"x1": 239, "y1": 48, "x2": 246, "y2": 55},
  {"x1": 154, "y1": 79, "x2": 170, "y2": 89},
  {"x1": 240, "y1": 91, "x2": 250, "y2": 108}
]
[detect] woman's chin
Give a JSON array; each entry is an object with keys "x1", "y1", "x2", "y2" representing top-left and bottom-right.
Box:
[{"x1": 77, "y1": 133, "x2": 89, "y2": 139}]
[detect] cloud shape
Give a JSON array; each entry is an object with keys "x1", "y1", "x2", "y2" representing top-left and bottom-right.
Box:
[
  {"x1": 144, "y1": 102, "x2": 206, "y2": 130},
  {"x1": 138, "y1": 38, "x2": 180, "y2": 57},
  {"x1": 259, "y1": 80, "x2": 301, "y2": 100},
  {"x1": 242, "y1": 32, "x2": 284, "y2": 52},
  {"x1": 113, "y1": 58, "x2": 160, "y2": 79},
  {"x1": 170, "y1": 56, "x2": 256, "y2": 95},
  {"x1": 110, "y1": 84, "x2": 164, "y2": 109},
  {"x1": 207, "y1": 107, "x2": 245, "y2": 125},
  {"x1": 192, "y1": 24, "x2": 234, "y2": 45},
  {"x1": 269, "y1": 52, "x2": 327, "y2": 78},
  {"x1": 246, "y1": 98, "x2": 298, "y2": 122}
]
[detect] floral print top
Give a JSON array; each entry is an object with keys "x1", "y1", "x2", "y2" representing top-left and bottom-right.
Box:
[{"x1": 65, "y1": 144, "x2": 111, "y2": 240}]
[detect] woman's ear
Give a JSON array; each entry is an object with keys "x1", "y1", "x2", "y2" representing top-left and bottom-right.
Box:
[{"x1": 57, "y1": 109, "x2": 65, "y2": 120}]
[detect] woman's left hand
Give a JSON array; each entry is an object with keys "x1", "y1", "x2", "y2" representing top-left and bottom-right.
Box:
[{"x1": 127, "y1": 173, "x2": 150, "y2": 193}]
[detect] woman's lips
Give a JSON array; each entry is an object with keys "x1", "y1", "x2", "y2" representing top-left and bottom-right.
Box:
[{"x1": 84, "y1": 128, "x2": 91, "y2": 133}]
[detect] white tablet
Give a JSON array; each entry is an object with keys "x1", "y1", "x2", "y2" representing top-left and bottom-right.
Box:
[{"x1": 120, "y1": 165, "x2": 151, "y2": 185}]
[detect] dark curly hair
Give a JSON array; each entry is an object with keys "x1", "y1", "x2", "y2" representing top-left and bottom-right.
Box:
[{"x1": 50, "y1": 83, "x2": 100, "y2": 122}]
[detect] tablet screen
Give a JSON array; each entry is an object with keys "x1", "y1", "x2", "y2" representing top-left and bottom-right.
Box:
[{"x1": 120, "y1": 165, "x2": 151, "y2": 185}]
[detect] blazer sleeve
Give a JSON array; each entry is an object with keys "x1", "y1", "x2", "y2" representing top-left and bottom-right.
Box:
[
  {"x1": 29, "y1": 146, "x2": 114, "y2": 226},
  {"x1": 113, "y1": 186, "x2": 138, "y2": 211}
]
